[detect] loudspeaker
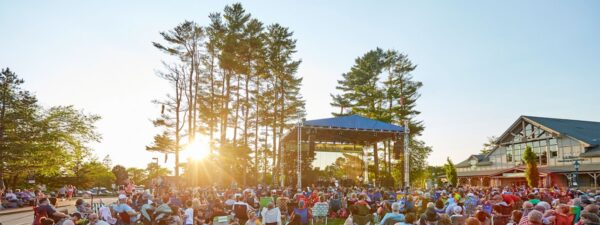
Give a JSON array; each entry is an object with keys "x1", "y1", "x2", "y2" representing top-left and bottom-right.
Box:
[
  {"x1": 309, "y1": 140, "x2": 315, "y2": 157},
  {"x1": 393, "y1": 140, "x2": 402, "y2": 160}
]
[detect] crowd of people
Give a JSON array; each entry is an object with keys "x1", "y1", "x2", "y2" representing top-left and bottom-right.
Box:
[
  {"x1": 22, "y1": 182, "x2": 600, "y2": 225},
  {"x1": 0, "y1": 185, "x2": 78, "y2": 210}
]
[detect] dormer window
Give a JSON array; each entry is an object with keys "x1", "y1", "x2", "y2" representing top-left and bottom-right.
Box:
[{"x1": 470, "y1": 159, "x2": 478, "y2": 168}]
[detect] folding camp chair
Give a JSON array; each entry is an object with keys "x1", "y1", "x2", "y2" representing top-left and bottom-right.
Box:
[
  {"x1": 213, "y1": 216, "x2": 229, "y2": 225},
  {"x1": 312, "y1": 203, "x2": 328, "y2": 225}
]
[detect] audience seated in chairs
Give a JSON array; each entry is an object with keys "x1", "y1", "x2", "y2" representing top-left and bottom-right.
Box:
[
  {"x1": 290, "y1": 200, "x2": 311, "y2": 225},
  {"x1": 313, "y1": 196, "x2": 329, "y2": 225},
  {"x1": 379, "y1": 202, "x2": 405, "y2": 225},
  {"x1": 4, "y1": 189, "x2": 23, "y2": 208}
]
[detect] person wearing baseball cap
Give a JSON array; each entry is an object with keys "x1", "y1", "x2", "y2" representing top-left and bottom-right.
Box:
[{"x1": 112, "y1": 194, "x2": 138, "y2": 223}]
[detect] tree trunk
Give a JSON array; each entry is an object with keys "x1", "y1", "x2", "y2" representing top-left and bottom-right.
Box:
[
  {"x1": 0, "y1": 84, "x2": 6, "y2": 191},
  {"x1": 277, "y1": 79, "x2": 286, "y2": 186},
  {"x1": 387, "y1": 140, "x2": 394, "y2": 174},
  {"x1": 192, "y1": 59, "x2": 200, "y2": 142},
  {"x1": 263, "y1": 124, "x2": 269, "y2": 183},
  {"x1": 373, "y1": 142, "x2": 378, "y2": 185},
  {"x1": 271, "y1": 87, "x2": 278, "y2": 184},
  {"x1": 10, "y1": 174, "x2": 18, "y2": 191},
  {"x1": 208, "y1": 55, "x2": 217, "y2": 154},
  {"x1": 188, "y1": 53, "x2": 195, "y2": 143},
  {"x1": 254, "y1": 77, "x2": 260, "y2": 180},
  {"x1": 243, "y1": 74, "x2": 250, "y2": 147},
  {"x1": 175, "y1": 78, "x2": 182, "y2": 177},
  {"x1": 232, "y1": 74, "x2": 241, "y2": 147},
  {"x1": 221, "y1": 71, "x2": 231, "y2": 146}
]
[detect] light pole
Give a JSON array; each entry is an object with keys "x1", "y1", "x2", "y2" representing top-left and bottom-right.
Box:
[
  {"x1": 297, "y1": 119, "x2": 303, "y2": 190},
  {"x1": 573, "y1": 160, "x2": 580, "y2": 187},
  {"x1": 403, "y1": 120, "x2": 410, "y2": 188}
]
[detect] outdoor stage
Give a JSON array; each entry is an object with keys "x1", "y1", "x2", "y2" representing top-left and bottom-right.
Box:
[{"x1": 280, "y1": 115, "x2": 410, "y2": 188}]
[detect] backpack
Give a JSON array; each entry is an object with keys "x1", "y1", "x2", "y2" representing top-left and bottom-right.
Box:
[{"x1": 33, "y1": 206, "x2": 49, "y2": 225}]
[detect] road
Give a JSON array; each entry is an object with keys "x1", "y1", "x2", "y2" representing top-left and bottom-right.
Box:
[{"x1": 0, "y1": 197, "x2": 117, "y2": 225}]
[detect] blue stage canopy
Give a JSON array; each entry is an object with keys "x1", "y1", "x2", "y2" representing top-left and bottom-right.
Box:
[
  {"x1": 282, "y1": 115, "x2": 405, "y2": 144},
  {"x1": 303, "y1": 115, "x2": 404, "y2": 132}
]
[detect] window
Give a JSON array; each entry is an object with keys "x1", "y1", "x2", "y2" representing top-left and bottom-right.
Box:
[
  {"x1": 525, "y1": 124, "x2": 533, "y2": 137},
  {"x1": 540, "y1": 152, "x2": 547, "y2": 165},
  {"x1": 507, "y1": 153, "x2": 513, "y2": 162},
  {"x1": 550, "y1": 151, "x2": 558, "y2": 158}
]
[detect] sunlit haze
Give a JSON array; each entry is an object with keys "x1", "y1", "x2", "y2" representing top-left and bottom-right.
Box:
[{"x1": 1, "y1": 1, "x2": 599, "y2": 169}]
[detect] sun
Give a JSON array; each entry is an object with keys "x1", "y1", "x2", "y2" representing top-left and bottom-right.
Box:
[{"x1": 184, "y1": 136, "x2": 211, "y2": 160}]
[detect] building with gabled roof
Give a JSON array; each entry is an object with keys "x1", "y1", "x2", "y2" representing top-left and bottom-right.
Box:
[{"x1": 456, "y1": 115, "x2": 600, "y2": 188}]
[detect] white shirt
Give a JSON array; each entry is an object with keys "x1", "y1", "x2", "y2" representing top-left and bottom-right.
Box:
[
  {"x1": 225, "y1": 199, "x2": 236, "y2": 206},
  {"x1": 184, "y1": 208, "x2": 194, "y2": 225},
  {"x1": 261, "y1": 207, "x2": 282, "y2": 225}
]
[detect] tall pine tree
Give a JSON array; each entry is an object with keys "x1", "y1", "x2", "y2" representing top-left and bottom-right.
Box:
[{"x1": 331, "y1": 48, "x2": 431, "y2": 186}]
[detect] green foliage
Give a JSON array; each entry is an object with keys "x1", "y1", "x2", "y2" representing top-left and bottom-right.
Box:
[
  {"x1": 0, "y1": 68, "x2": 101, "y2": 189},
  {"x1": 444, "y1": 157, "x2": 458, "y2": 187},
  {"x1": 426, "y1": 166, "x2": 445, "y2": 187},
  {"x1": 111, "y1": 165, "x2": 129, "y2": 185},
  {"x1": 523, "y1": 146, "x2": 539, "y2": 188},
  {"x1": 217, "y1": 143, "x2": 252, "y2": 184},
  {"x1": 146, "y1": 131, "x2": 176, "y2": 154},
  {"x1": 76, "y1": 161, "x2": 115, "y2": 189},
  {"x1": 323, "y1": 153, "x2": 365, "y2": 180},
  {"x1": 127, "y1": 167, "x2": 147, "y2": 185},
  {"x1": 331, "y1": 49, "x2": 430, "y2": 186},
  {"x1": 151, "y1": 3, "x2": 305, "y2": 183},
  {"x1": 146, "y1": 163, "x2": 171, "y2": 185},
  {"x1": 480, "y1": 136, "x2": 498, "y2": 155},
  {"x1": 281, "y1": 144, "x2": 316, "y2": 186}
]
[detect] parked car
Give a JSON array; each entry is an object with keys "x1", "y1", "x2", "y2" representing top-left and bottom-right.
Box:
[
  {"x1": 134, "y1": 185, "x2": 145, "y2": 193},
  {"x1": 89, "y1": 187, "x2": 114, "y2": 196}
]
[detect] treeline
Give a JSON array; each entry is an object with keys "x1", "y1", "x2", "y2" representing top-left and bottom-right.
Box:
[
  {"x1": 147, "y1": 3, "x2": 304, "y2": 184},
  {"x1": 0, "y1": 68, "x2": 103, "y2": 190}
]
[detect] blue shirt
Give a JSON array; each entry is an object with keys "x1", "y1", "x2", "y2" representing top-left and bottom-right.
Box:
[
  {"x1": 112, "y1": 203, "x2": 134, "y2": 213},
  {"x1": 379, "y1": 213, "x2": 405, "y2": 225},
  {"x1": 113, "y1": 203, "x2": 136, "y2": 222}
]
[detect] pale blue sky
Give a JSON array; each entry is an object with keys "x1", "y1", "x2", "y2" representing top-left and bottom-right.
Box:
[{"x1": 1, "y1": 1, "x2": 599, "y2": 168}]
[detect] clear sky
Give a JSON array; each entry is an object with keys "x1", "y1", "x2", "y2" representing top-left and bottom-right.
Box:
[{"x1": 1, "y1": 1, "x2": 599, "y2": 169}]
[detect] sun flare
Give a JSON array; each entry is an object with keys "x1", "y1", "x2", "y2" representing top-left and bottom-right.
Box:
[{"x1": 184, "y1": 136, "x2": 211, "y2": 160}]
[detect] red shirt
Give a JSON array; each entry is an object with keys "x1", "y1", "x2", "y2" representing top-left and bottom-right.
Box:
[
  {"x1": 502, "y1": 194, "x2": 520, "y2": 205},
  {"x1": 555, "y1": 213, "x2": 574, "y2": 225}
]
